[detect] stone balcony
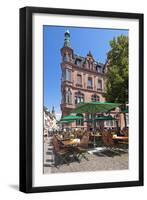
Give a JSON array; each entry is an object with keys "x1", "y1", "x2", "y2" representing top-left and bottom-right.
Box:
[
  {"x1": 87, "y1": 86, "x2": 93, "y2": 90},
  {"x1": 60, "y1": 103, "x2": 75, "y2": 110},
  {"x1": 75, "y1": 83, "x2": 82, "y2": 88}
]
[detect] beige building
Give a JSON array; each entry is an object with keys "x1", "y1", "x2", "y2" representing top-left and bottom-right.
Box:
[{"x1": 43, "y1": 107, "x2": 59, "y2": 134}]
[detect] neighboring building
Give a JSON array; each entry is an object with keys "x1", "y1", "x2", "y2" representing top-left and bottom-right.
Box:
[
  {"x1": 43, "y1": 106, "x2": 59, "y2": 135},
  {"x1": 60, "y1": 30, "x2": 108, "y2": 129}
]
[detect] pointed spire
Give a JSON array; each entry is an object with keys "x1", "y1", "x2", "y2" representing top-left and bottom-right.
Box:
[
  {"x1": 64, "y1": 30, "x2": 70, "y2": 47},
  {"x1": 52, "y1": 106, "x2": 55, "y2": 114},
  {"x1": 52, "y1": 106, "x2": 55, "y2": 118},
  {"x1": 87, "y1": 50, "x2": 93, "y2": 57}
]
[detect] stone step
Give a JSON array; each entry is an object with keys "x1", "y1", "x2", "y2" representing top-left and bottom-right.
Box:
[{"x1": 44, "y1": 139, "x2": 55, "y2": 166}]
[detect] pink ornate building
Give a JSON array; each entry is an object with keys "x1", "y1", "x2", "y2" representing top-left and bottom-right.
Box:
[
  {"x1": 60, "y1": 30, "x2": 128, "y2": 130},
  {"x1": 60, "y1": 30, "x2": 110, "y2": 129}
]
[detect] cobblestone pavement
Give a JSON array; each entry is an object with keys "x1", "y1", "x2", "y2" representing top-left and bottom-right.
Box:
[{"x1": 43, "y1": 137, "x2": 128, "y2": 174}]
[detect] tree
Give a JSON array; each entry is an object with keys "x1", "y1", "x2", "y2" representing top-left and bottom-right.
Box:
[
  {"x1": 104, "y1": 35, "x2": 128, "y2": 107},
  {"x1": 104, "y1": 35, "x2": 128, "y2": 128}
]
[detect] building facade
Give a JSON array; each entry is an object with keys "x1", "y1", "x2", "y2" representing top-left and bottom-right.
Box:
[
  {"x1": 60, "y1": 30, "x2": 110, "y2": 129},
  {"x1": 43, "y1": 106, "x2": 59, "y2": 135}
]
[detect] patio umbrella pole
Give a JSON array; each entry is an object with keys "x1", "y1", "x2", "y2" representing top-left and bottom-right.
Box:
[{"x1": 92, "y1": 114, "x2": 96, "y2": 148}]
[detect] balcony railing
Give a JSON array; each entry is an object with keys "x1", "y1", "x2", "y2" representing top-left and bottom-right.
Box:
[
  {"x1": 61, "y1": 80, "x2": 73, "y2": 85},
  {"x1": 97, "y1": 88, "x2": 103, "y2": 92},
  {"x1": 76, "y1": 83, "x2": 82, "y2": 88},
  {"x1": 87, "y1": 86, "x2": 93, "y2": 90}
]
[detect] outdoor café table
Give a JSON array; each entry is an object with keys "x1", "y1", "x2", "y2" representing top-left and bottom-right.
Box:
[
  {"x1": 91, "y1": 134, "x2": 102, "y2": 138},
  {"x1": 61, "y1": 138, "x2": 81, "y2": 162},
  {"x1": 62, "y1": 138, "x2": 80, "y2": 147},
  {"x1": 112, "y1": 136, "x2": 128, "y2": 147},
  {"x1": 112, "y1": 136, "x2": 128, "y2": 141}
]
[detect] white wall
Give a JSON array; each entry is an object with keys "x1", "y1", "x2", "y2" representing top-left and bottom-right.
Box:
[{"x1": 0, "y1": 0, "x2": 146, "y2": 199}]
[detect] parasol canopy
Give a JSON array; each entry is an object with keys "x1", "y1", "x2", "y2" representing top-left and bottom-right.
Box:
[
  {"x1": 71, "y1": 102, "x2": 121, "y2": 114},
  {"x1": 121, "y1": 109, "x2": 128, "y2": 113},
  {"x1": 60, "y1": 115, "x2": 83, "y2": 121},
  {"x1": 57, "y1": 120, "x2": 75, "y2": 124},
  {"x1": 95, "y1": 116, "x2": 116, "y2": 120}
]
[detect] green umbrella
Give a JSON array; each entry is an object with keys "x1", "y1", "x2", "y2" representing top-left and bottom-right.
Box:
[
  {"x1": 95, "y1": 116, "x2": 116, "y2": 120},
  {"x1": 60, "y1": 115, "x2": 83, "y2": 121},
  {"x1": 59, "y1": 115, "x2": 83, "y2": 130},
  {"x1": 83, "y1": 119, "x2": 93, "y2": 123},
  {"x1": 71, "y1": 102, "x2": 121, "y2": 114},
  {"x1": 84, "y1": 116, "x2": 116, "y2": 122},
  {"x1": 121, "y1": 109, "x2": 128, "y2": 113},
  {"x1": 57, "y1": 120, "x2": 75, "y2": 124}
]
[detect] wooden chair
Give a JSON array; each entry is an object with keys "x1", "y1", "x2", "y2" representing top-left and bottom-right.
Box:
[
  {"x1": 102, "y1": 132, "x2": 115, "y2": 149},
  {"x1": 102, "y1": 132, "x2": 123, "y2": 156},
  {"x1": 117, "y1": 136, "x2": 129, "y2": 148},
  {"x1": 75, "y1": 135, "x2": 89, "y2": 161},
  {"x1": 52, "y1": 136, "x2": 70, "y2": 166}
]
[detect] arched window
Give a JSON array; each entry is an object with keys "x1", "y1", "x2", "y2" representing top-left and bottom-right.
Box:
[
  {"x1": 63, "y1": 54, "x2": 67, "y2": 62},
  {"x1": 75, "y1": 91, "x2": 84, "y2": 104},
  {"x1": 75, "y1": 59, "x2": 81, "y2": 67},
  {"x1": 91, "y1": 94, "x2": 100, "y2": 102},
  {"x1": 63, "y1": 52, "x2": 70, "y2": 62},
  {"x1": 66, "y1": 88, "x2": 72, "y2": 104},
  {"x1": 76, "y1": 114, "x2": 84, "y2": 126},
  {"x1": 62, "y1": 89, "x2": 66, "y2": 103}
]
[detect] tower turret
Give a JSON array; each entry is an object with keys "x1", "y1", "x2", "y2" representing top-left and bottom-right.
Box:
[
  {"x1": 61, "y1": 30, "x2": 73, "y2": 62},
  {"x1": 64, "y1": 30, "x2": 70, "y2": 47}
]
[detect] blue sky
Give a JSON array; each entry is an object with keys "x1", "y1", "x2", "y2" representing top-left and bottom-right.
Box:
[{"x1": 43, "y1": 26, "x2": 128, "y2": 119}]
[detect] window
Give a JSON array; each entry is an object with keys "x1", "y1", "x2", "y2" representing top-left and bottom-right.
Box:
[
  {"x1": 62, "y1": 68, "x2": 66, "y2": 82},
  {"x1": 62, "y1": 89, "x2": 66, "y2": 103},
  {"x1": 62, "y1": 68, "x2": 72, "y2": 82},
  {"x1": 75, "y1": 92, "x2": 84, "y2": 104},
  {"x1": 66, "y1": 88, "x2": 72, "y2": 104},
  {"x1": 77, "y1": 74, "x2": 82, "y2": 86},
  {"x1": 76, "y1": 114, "x2": 84, "y2": 126},
  {"x1": 87, "y1": 77, "x2": 92, "y2": 88},
  {"x1": 75, "y1": 59, "x2": 81, "y2": 67},
  {"x1": 96, "y1": 66, "x2": 102, "y2": 73},
  {"x1": 105, "y1": 120, "x2": 116, "y2": 127},
  {"x1": 63, "y1": 54, "x2": 67, "y2": 62},
  {"x1": 63, "y1": 53, "x2": 69, "y2": 62},
  {"x1": 97, "y1": 79, "x2": 102, "y2": 90},
  {"x1": 91, "y1": 94, "x2": 100, "y2": 102},
  {"x1": 66, "y1": 69, "x2": 72, "y2": 82}
]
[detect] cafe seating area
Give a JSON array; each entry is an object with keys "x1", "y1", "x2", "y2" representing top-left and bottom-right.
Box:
[
  {"x1": 44, "y1": 103, "x2": 129, "y2": 173},
  {"x1": 49, "y1": 128, "x2": 128, "y2": 167}
]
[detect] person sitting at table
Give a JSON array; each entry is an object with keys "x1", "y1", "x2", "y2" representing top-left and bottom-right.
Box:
[
  {"x1": 122, "y1": 127, "x2": 128, "y2": 136},
  {"x1": 117, "y1": 128, "x2": 125, "y2": 136}
]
